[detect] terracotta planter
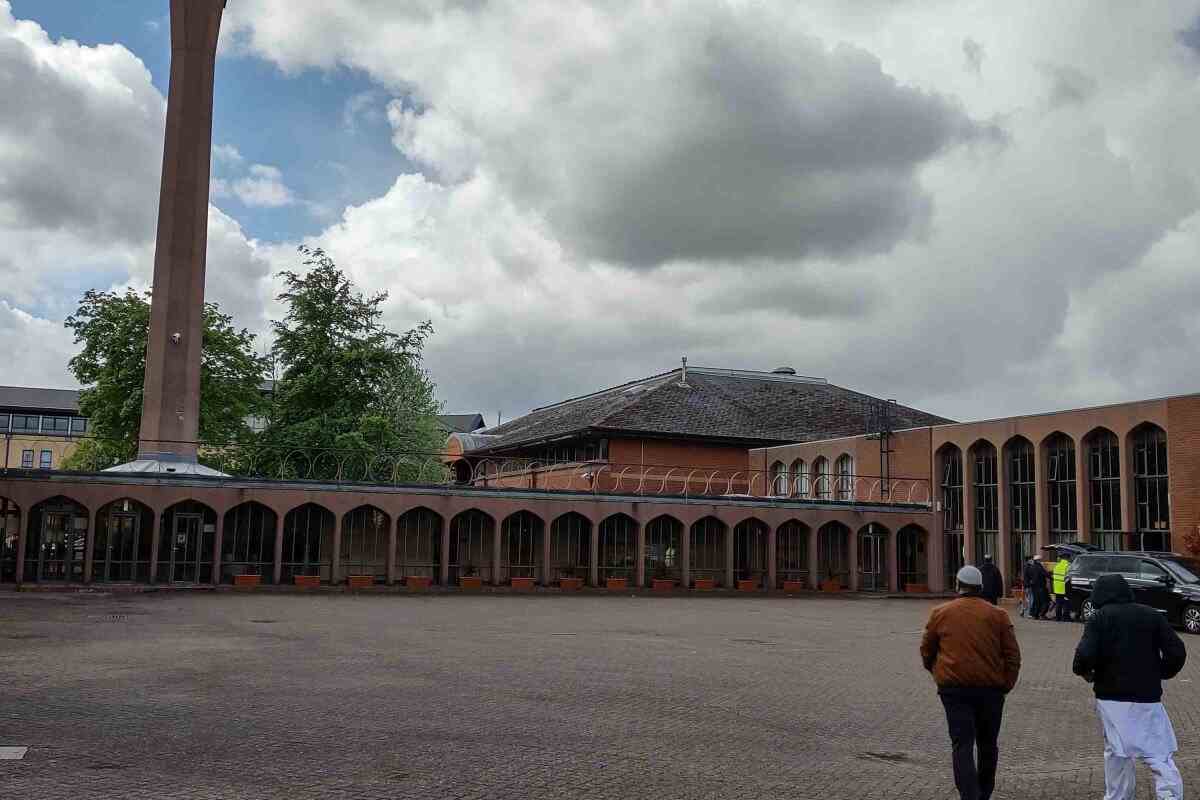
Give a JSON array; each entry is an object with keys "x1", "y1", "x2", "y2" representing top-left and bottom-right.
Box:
[
  {"x1": 652, "y1": 578, "x2": 675, "y2": 592},
  {"x1": 347, "y1": 575, "x2": 374, "y2": 589},
  {"x1": 294, "y1": 575, "x2": 320, "y2": 588},
  {"x1": 459, "y1": 576, "x2": 483, "y2": 590},
  {"x1": 558, "y1": 577, "x2": 583, "y2": 591},
  {"x1": 736, "y1": 579, "x2": 759, "y2": 592},
  {"x1": 406, "y1": 575, "x2": 432, "y2": 592},
  {"x1": 781, "y1": 580, "x2": 806, "y2": 593},
  {"x1": 820, "y1": 580, "x2": 843, "y2": 593},
  {"x1": 233, "y1": 574, "x2": 261, "y2": 588},
  {"x1": 904, "y1": 583, "x2": 930, "y2": 594},
  {"x1": 511, "y1": 577, "x2": 536, "y2": 591},
  {"x1": 693, "y1": 578, "x2": 716, "y2": 591},
  {"x1": 605, "y1": 577, "x2": 627, "y2": 590}
]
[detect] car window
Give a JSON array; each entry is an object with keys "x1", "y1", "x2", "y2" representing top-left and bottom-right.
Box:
[
  {"x1": 1108, "y1": 556, "x2": 1139, "y2": 575},
  {"x1": 1073, "y1": 556, "x2": 1105, "y2": 577},
  {"x1": 1140, "y1": 560, "x2": 1169, "y2": 581},
  {"x1": 1164, "y1": 559, "x2": 1200, "y2": 585}
]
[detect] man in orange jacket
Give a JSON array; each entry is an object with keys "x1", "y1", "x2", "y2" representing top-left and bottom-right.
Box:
[{"x1": 921, "y1": 565, "x2": 1022, "y2": 800}]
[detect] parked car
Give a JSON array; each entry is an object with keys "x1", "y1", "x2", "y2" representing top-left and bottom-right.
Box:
[
  {"x1": 1066, "y1": 551, "x2": 1200, "y2": 634},
  {"x1": 1041, "y1": 542, "x2": 1101, "y2": 560}
]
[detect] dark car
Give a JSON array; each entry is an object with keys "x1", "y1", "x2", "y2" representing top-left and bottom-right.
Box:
[
  {"x1": 1041, "y1": 542, "x2": 1101, "y2": 560},
  {"x1": 1066, "y1": 551, "x2": 1200, "y2": 634}
]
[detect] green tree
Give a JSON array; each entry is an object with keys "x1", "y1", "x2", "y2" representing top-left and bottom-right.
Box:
[
  {"x1": 259, "y1": 246, "x2": 444, "y2": 481},
  {"x1": 62, "y1": 289, "x2": 268, "y2": 470}
]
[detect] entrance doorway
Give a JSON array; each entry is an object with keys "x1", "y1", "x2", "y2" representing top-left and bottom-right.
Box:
[
  {"x1": 857, "y1": 525, "x2": 888, "y2": 592},
  {"x1": 96, "y1": 500, "x2": 154, "y2": 582},
  {"x1": 25, "y1": 498, "x2": 86, "y2": 583},
  {"x1": 159, "y1": 502, "x2": 216, "y2": 583},
  {"x1": 896, "y1": 526, "x2": 928, "y2": 591},
  {"x1": 169, "y1": 514, "x2": 203, "y2": 582}
]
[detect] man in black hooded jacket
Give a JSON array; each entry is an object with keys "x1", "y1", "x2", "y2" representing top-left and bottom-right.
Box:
[{"x1": 1073, "y1": 574, "x2": 1187, "y2": 800}]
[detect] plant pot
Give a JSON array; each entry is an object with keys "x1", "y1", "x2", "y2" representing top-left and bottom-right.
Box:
[
  {"x1": 693, "y1": 578, "x2": 716, "y2": 591},
  {"x1": 820, "y1": 580, "x2": 843, "y2": 593},
  {"x1": 406, "y1": 575, "x2": 432, "y2": 592},
  {"x1": 347, "y1": 575, "x2": 374, "y2": 589},
  {"x1": 511, "y1": 577, "x2": 536, "y2": 591},
  {"x1": 294, "y1": 575, "x2": 320, "y2": 588},
  {"x1": 233, "y1": 574, "x2": 261, "y2": 588},
  {"x1": 605, "y1": 577, "x2": 627, "y2": 590},
  {"x1": 559, "y1": 577, "x2": 583, "y2": 591},
  {"x1": 651, "y1": 578, "x2": 675, "y2": 592},
  {"x1": 781, "y1": 580, "x2": 806, "y2": 593},
  {"x1": 736, "y1": 579, "x2": 758, "y2": 592},
  {"x1": 904, "y1": 583, "x2": 930, "y2": 594},
  {"x1": 459, "y1": 576, "x2": 483, "y2": 590}
]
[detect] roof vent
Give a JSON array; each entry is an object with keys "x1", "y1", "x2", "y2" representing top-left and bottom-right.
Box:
[{"x1": 771, "y1": 366, "x2": 797, "y2": 375}]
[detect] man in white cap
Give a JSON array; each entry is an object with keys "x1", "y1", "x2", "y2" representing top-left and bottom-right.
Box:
[{"x1": 921, "y1": 565, "x2": 1022, "y2": 800}]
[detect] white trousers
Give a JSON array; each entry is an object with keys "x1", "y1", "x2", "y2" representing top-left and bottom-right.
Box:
[
  {"x1": 1104, "y1": 743, "x2": 1183, "y2": 800},
  {"x1": 1098, "y1": 700, "x2": 1183, "y2": 800}
]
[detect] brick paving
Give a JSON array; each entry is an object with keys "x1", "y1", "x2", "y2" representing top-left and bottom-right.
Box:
[{"x1": 0, "y1": 592, "x2": 1195, "y2": 799}]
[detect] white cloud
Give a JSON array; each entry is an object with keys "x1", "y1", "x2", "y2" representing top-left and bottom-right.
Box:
[{"x1": 231, "y1": 164, "x2": 295, "y2": 208}]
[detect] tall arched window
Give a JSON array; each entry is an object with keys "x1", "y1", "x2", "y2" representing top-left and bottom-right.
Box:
[
  {"x1": 790, "y1": 459, "x2": 808, "y2": 498},
  {"x1": 1046, "y1": 433, "x2": 1077, "y2": 544},
  {"x1": 813, "y1": 457, "x2": 831, "y2": 500},
  {"x1": 939, "y1": 445, "x2": 964, "y2": 581},
  {"x1": 1006, "y1": 438, "x2": 1036, "y2": 588},
  {"x1": 1087, "y1": 429, "x2": 1121, "y2": 550},
  {"x1": 1133, "y1": 424, "x2": 1169, "y2": 551},
  {"x1": 835, "y1": 455, "x2": 854, "y2": 501},
  {"x1": 769, "y1": 460, "x2": 787, "y2": 497},
  {"x1": 972, "y1": 442, "x2": 998, "y2": 565}
]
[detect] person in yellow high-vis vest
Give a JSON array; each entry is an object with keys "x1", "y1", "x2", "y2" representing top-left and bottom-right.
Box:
[{"x1": 1053, "y1": 556, "x2": 1071, "y2": 622}]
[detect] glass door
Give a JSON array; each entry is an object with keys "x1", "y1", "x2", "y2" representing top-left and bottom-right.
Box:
[
  {"x1": 858, "y1": 531, "x2": 887, "y2": 592},
  {"x1": 171, "y1": 514, "x2": 203, "y2": 583},
  {"x1": 39, "y1": 511, "x2": 80, "y2": 581}
]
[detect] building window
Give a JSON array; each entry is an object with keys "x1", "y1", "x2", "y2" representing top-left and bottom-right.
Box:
[
  {"x1": 1007, "y1": 439, "x2": 1036, "y2": 587},
  {"x1": 1088, "y1": 430, "x2": 1121, "y2": 549},
  {"x1": 43, "y1": 416, "x2": 71, "y2": 436},
  {"x1": 940, "y1": 446, "x2": 964, "y2": 582},
  {"x1": 790, "y1": 459, "x2": 808, "y2": 498},
  {"x1": 835, "y1": 455, "x2": 854, "y2": 501},
  {"x1": 1047, "y1": 434, "x2": 1077, "y2": 544},
  {"x1": 70, "y1": 417, "x2": 88, "y2": 435},
  {"x1": 39, "y1": 450, "x2": 52, "y2": 470},
  {"x1": 0, "y1": 413, "x2": 9, "y2": 431},
  {"x1": 973, "y1": 443, "x2": 998, "y2": 564},
  {"x1": 10, "y1": 415, "x2": 39, "y2": 434},
  {"x1": 1133, "y1": 425, "x2": 1169, "y2": 551},
  {"x1": 21, "y1": 450, "x2": 34, "y2": 468},
  {"x1": 813, "y1": 458, "x2": 831, "y2": 500},
  {"x1": 769, "y1": 461, "x2": 787, "y2": 496}
]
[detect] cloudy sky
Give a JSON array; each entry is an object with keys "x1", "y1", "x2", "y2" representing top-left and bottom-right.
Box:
[{"x1": 3, "y1": 1, "x2": 1200, "y2": 426}]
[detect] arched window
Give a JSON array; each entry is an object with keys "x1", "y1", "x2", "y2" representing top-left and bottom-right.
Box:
[
  {"x1": 501, "y1": 511, "x2": 544, "y2": 583},
  {"x1": 776, "y1": 520, "x2": 809, "y2": 588},
  {"x1": 813, "y1": 457, "x2": 831, "y2": 500},
  {"x1": 449, "y1": 509, "x2": 494, "y2": 584},
  {"x1": 769, "y1": 460, "x2": 788, "y2": 497},
  {"x1": 689, "y1": 517, "x2": 726, "y2": 587},
  {"x1": 1087, "y1": 429, "x2": 1121, "y2": 550},
  {"x1": 645, "y1": 516, "x2": 681, "y2": 582},
  {"x1": 939, "y1": 445, "x2": 964, "y2": 580},
  {"x1": 972, "y1": 442, "x2": 998, "y2": 565},
  {"x1": 342, "y1": 506, "x2": 390, "y2": 583},
  {"x1": 551, "y1": 513, "x2": 591, "y2": 583},
  {"x1": 790, "y1": 459, "x2": 808, "y2": 498},
  {"x1": 1133, "y1": 424, "x2": 1169, "y2": 551},
  {"x1": 1006, "y1": 438, "x2": 1035, "y2": 588},
  {"x1": 1046, "y1": 433, "x2": 1077, "y2": 543},
  {"x1": 282, "y1": 504, "x2": 334, "y2": 583},
  {"x1": 221, "y1": 502, "x2": 277, "y2": 583},
  {"x1": 835, "y1": 455, "x2": 854, "y2": 501},
  {"x1": 397, "y1": 508, "x2": 442, "y2": 583}
]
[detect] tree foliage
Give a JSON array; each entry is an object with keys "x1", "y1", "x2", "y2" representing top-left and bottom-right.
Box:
[
  {"x1": 258, "y1": 247, "x2": 444, "y2": 480},
  {"x1": 61, "y1": 289, "x2": 268, "y2": 470}
]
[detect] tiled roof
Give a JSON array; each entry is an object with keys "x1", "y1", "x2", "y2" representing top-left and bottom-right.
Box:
[
  {"x1": 0, "y1": 386, "x2": 81, "y2": 413},
  {"x1": 469, "y1": 368, "x2": 953, "y2": 453}
]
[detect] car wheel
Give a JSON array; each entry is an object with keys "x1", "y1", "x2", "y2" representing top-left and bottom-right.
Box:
[
  {"x1": 1081, "y1": 599, "x2": 1097, "y2": 622},
  {"x1": 1184, "y1": 605, "x2": 1200, "y2": 635}
]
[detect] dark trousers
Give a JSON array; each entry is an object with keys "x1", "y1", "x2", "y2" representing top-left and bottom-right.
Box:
[
  {"x1": 939, "y1": 687, "x2": 1006, "y2": 800},
  {"x1": 1031, "y1": 590, "x2": 1049, "y2": 618},
  {"x1": 1054, "y1": 594, "x2": 1070, "y2": 621}
]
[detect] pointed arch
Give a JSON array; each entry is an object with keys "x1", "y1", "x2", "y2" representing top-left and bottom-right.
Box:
[
  {"x1": 789, "y1": 459, "x2": 808, "y2": 498},
  {"x1": 282, "y1": 503, "x2": 335, "y2": 583},
  {"x1": 1003, "y1": 436, "x2": 1036, "y2": 588},
  {"x1": 896, "y1": 524, "x2": 929, "y2": 592},
  {"x1": 220, "y1": 502, "x2": 277, "y2": 584},
  {"x1": 812, "y1": 457, "x2": 831, "y2": 500},
  {"x1": 936, "y1": 443, "x2": 965, "y2": 581},
  {"x1": 398, "y1": 507, "x2": 443, "y2": 583},
  {"x1": 500, "y1": 510, "x2": 544, "y2": 583},
  {"x1": 598, "y1": 513, "x2": 636, "y2": 583},
  {"x1": 769, "y1": 460, "x2": 788, "y2": 496},
  {"x1": 1043, "y1": 431, "x2": 1078, "y2": 544},
  {"x1": 857, "y1": 523, "x2": 890, "y2": 592},
  {"x1": 645, "y1": 514, "x2": 682, "y2": 582},
  {"x1": 95, "y1": 498, "x2": 155, "y2": 583},
  {"x1": 1131, "y1": 422, "x2": 1169, "y2": 550},
  {"x1": 733, "y1": 518, "x2": 768, "y2": 587},
  {"x1": 816, "y1": 521, "x2": 850, "y2": 589},
  {"x1": 159, "y1": 500, "x2": 217, "y2": 584},
  {"x1": 775, "y1": 519, "x2": 810, "y2": 588},
  {"x1": 689, "y1": 516, "x2": 726, "y2": 587},
  {"x1": 1085, "y1": 426, "x2": 1122, "y2": 548},
  {"x1": 449, "y1": 509, "x2": 494, "y2": 584},
  {"x1": 834, "y1": 454, "x2": 855, "y2": 501},
  {"x1": 551, "y1": 512, "x2": 591, "y2": 583},
  {"x1": 26, "y1": 496, "x2": 88, "y2": 583},
  {"x1": 342, "y1": 505, "x2": 390, "y2": 583},
  {"x1": 970, "y1": 440, "x2": 999, "y2": 565}
]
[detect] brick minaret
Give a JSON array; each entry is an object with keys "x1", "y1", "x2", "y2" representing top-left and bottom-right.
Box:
[{"x1": 136, "y1": 0, "x2": 227, "y2": 464}]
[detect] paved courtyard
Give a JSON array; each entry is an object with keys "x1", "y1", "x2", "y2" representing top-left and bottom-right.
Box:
[{"x1": 0, "y1": 592, "x2": 1196, "y2": 799}]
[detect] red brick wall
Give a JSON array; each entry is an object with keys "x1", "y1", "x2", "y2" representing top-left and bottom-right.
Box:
[{"x1": 1168, "y1": 396, "x2": 1200, "y2": 557}]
